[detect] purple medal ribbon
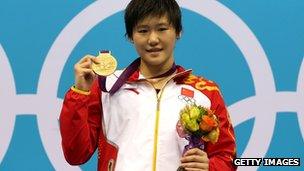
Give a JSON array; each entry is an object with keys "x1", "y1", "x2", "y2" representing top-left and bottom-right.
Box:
[{"x1": 98, "y1": 57, "x2": 176, "y2": 95}]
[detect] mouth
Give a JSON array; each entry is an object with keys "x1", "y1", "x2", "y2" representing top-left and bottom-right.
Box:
[{"x1": 146, "y1": 48, "x2": 163, "y2": 53}]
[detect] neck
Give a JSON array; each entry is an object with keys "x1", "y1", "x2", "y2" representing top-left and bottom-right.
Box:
[{"x1": 139, "y1": 58, "x2": 174, "y2": 78}]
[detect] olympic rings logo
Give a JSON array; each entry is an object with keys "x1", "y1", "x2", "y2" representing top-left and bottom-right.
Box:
[
  {"x1": 178, "y1": 95, "x2": 196, "y2": 105},
  {"x1": 0, "y1": 1, "x2": 303, "y2": 171}
]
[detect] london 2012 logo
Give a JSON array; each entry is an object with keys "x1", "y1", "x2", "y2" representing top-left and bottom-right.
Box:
[{"x1": 0, "y1": 0, "x2": 303, "y2": 171}]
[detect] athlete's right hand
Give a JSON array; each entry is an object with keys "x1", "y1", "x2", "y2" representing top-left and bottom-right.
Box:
[{"x1": 74, "y1": 55, "x2": 99, "y2": 91}]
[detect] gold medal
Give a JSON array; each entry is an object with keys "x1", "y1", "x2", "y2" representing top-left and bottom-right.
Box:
[{"x1": 92, "y1": 51, "x2": 117, "y2": 76}]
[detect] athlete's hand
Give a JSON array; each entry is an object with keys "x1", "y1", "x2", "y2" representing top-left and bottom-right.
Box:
[
  {"x1": 74, "y1": 55, "x2": 99, "y2": 91},
  {"x1": 180, "y1": 148, "x2": 209, "y2": 171}
]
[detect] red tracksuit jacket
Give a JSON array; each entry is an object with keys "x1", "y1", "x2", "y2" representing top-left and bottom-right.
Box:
[{"x1": 60, "y1": 66, "x2": 237, "y2": 171}]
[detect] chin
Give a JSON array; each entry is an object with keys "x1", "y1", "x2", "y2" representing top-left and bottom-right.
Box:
[{"x1": 143, "y1": 55, "x2": 166, "y2": 66}]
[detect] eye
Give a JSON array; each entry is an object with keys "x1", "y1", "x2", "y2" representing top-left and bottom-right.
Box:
[
  {"x1": 159, "y1": 27, "x2": 168, "y2": 31},
  {"x1": 138, "y1": 29, "x2": 148, "y2": 33}
]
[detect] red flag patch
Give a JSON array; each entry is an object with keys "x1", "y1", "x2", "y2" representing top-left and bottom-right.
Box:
[{"x1": 181, "y1": 87, "x2": 194, "y2": 98}]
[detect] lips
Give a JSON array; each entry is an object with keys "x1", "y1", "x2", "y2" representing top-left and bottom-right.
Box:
[{"x1": 146, "y1": 48, "x2": 163, "y2": 53}]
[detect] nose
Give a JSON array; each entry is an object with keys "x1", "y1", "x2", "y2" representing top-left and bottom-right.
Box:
[{"x1": 148, "y1": 31, "x2": 159, "y2": 46}]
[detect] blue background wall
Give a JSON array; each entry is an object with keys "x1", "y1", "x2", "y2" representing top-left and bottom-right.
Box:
[{"x1": 0, "y1": 0, "x2": 303, "y2": 170}]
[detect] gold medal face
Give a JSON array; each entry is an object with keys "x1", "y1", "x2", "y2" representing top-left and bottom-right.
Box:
[{"x1": 92, "y1": 52, "x2": 117, "y2": 76}]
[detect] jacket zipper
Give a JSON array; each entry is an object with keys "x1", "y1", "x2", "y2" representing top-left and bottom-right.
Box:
[
  {"x1": 152, "y1": 97, "x2": 160, "y2": 171},
  {"x1": 142, "y1": 70, "x2": 191, "y2": 171},
  {"x1": 149, "y1": 77, "x2": 173, "y2": 171}
]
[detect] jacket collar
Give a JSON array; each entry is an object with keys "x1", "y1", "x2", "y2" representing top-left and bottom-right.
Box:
[{"x1": 126, "y1": 65, "x2": 192, "y2": 83}]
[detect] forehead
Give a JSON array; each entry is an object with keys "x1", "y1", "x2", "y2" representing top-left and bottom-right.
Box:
[{"x1": 136, "y1": 15, "x2": 170, "y2": 27}]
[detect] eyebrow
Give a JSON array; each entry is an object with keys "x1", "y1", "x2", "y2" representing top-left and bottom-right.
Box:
[{"x1": 136, "y1": 22, "x2": 170, "y2": 28}]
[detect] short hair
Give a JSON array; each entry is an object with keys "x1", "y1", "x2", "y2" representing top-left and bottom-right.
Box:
[{"x1": 124, "y1": 0, "x2": 182, "y2": 39}]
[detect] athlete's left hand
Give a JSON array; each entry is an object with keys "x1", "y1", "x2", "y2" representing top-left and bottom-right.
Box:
[{"x1": 180, "y1": 148, "x2": 209, "y2": 171}]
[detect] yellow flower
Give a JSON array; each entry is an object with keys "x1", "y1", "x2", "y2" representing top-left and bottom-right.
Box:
[
  {"x1": 189, "y1": 106, "x2": 200, "y2": 120},
  {"x1": 202, "y1": 127, "x2": 220, "y2": 144},
  {"x1": 181, "y1": 113, "x2": 190, "y2": 125},
  {"x1": 185, "y1": 119, "x2": 199, "y2": 132},
  {"x1": 180, "y1": 108, "x2": 200, "y2": 132}
]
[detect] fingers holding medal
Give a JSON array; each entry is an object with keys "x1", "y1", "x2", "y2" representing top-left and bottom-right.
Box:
[
  {"x1": 75, "y1": 54, "x2": 96, "y2": 76},
  {"x1": 92, "y1": 51, "x2": 117, "y2": 76},
  {"x1": 74, "y1": 51, "x2": 117, "y2": 91}
]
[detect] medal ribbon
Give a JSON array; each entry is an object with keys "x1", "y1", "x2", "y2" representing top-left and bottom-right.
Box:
[{"x1": 98, "y1": 57, "x2": 176, "y2": 95}]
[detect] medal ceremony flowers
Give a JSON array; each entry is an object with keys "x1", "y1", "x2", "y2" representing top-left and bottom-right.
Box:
[{"x1": 176, "y1": 104, "x2": 220, "y2": 153}]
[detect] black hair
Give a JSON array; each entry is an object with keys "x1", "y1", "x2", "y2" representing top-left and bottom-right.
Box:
[{"x1": 124, "y1": 0, "x2": 182, "y2": 39}]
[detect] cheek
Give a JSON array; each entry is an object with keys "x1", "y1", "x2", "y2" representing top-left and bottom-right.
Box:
[
  {"x1": 132, "y1": 37, "x2": 144, "y2": 48},
  {"x1": 133, "y1": 42, "x2": 146, "y2": 55},
  {"x1": 165, "y1": 38, "x2": 177, "y2": 49},
  {"x1": 134, "y1": 43, "x2": 144, "y2": 51}
]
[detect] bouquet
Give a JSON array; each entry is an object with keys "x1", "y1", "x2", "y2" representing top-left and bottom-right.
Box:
[{"x1": 176, "y1": 104, "x2": 220, "y2": 154}]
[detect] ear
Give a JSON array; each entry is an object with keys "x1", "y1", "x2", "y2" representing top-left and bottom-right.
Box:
[
  {"x1": 176, "y1": 32, "x2": 182, "y2": 40},
  {"x1": 129, "y1": 37, "x2": 134, "y2": 43}
]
